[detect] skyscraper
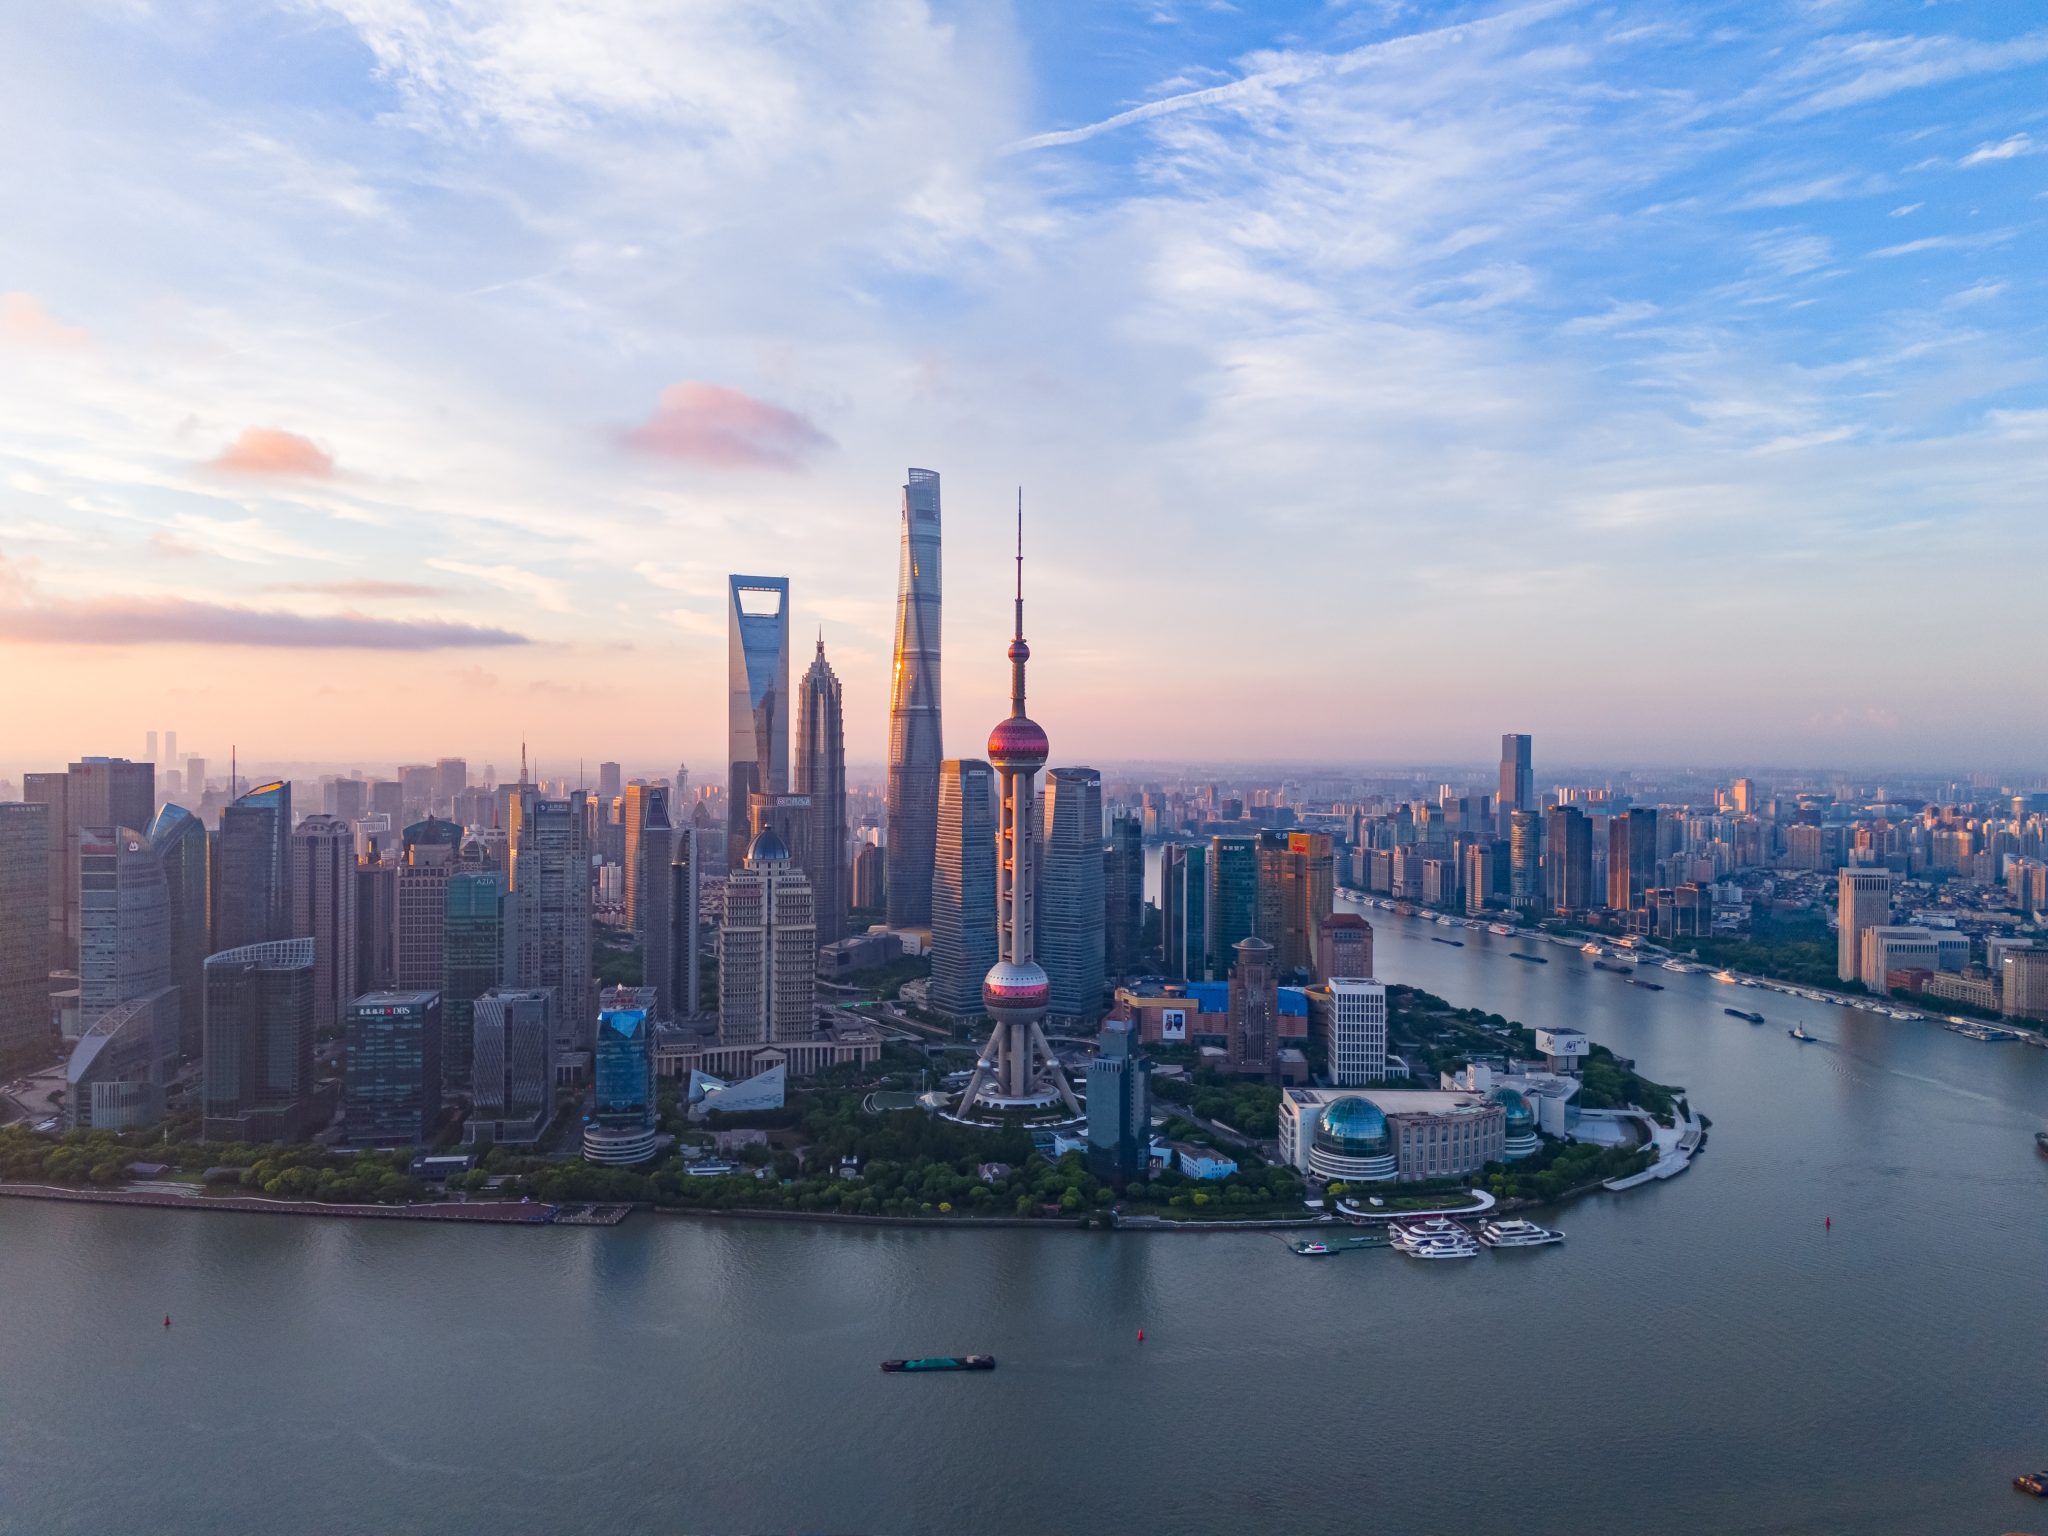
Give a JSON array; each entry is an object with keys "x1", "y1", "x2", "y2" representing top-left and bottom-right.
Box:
[
  {"x1": 1160, "y1": 841, "x2": 1206, "y2": 982},
  {"x1": 1509, "y1": 809, "x2": 1542, "y2": 910},
  {"x1": 443, "y1": 871, "x2": 506, "y2": 1092},
  {"x1": 50, "y1": 757, "x2": 156, "y2": 969},
  {"x1": 795, "y1": 637, "x2": 848, "y2": 945},
  {"x1": 213, "y1": 781, "x2": 292, "y2": 955},
  {"x1": 886, "y1": 467, "x2": 942, "y2": 930},
  {"x1": 355, "y1": 859, "x2": 398, "y2": 993},
  {"x1": 1228, "y1": 934, "x2": 1279, "y2": 1079},
  {"x1": 584, "y1": 1005, "x2": 657, "y2": 1165},
  {"x1": 1042, "y1": 766, "x2": 1106, "y2": 1026},
  {"x1": 77, "y1": 827, "x2": 170, "y2": 1033},
  {"x1": 597, "y1": 762, "x2": 622, "y2": 807},
  {"x1": 21, "y1": 772, "x2": 69, "y2": 971},
  {"x1": 622, "y1": 782, "x2": 669, "y2": 934},
  {"x1": 1206, "y1": 834, "x2": 1259, "y2": 978},
  {"x1": 1837, "y1": 867, "x2": 1895, "y2": 984},
  {"x1": 1317, "y1": 912, "x2": 1374, "y2": 982},
  {"x1": 0, "y1": 801, "x2": 50, "y2": 1056},
  {"x1": 1498, "y1": 733, "x2": 1533, "y2": 835},
  {"x1": 727, "y1": 574, "x2": 790, "y2": 869},
  {"x1": 929, "y1": 758, "x2": 997, "y2": 1019},
  {"x1": 291, "y1": 815, "x2": 357, "y2": 1036},
  {"x1": 1544, "y1": 805, "x2": 1593, "y2": 914},
  {"x1": 667, "y1": 827, "x2": 706, "y2": 1019},
  {"x1": 956, "y1": 508, "x2": 1079, "y2": 1120},
  {"x1": 202, "y1": 939, "x2": 316, "y2": 1142},
  {"x1": 1085, "y1": 1017, "x2": 1149, "y2": 1185},
  {"x1": 466, "y1": 988, "x2": 552, "y2": 1145},
  {"x1": 344, "y1": 990, "x2": 443, "y2": 1146},
  {"x1": 1104, "y1": 810, "x2": 1143, "y2": 978},
  {"x1": 396, "y1": 817, "x2": 461, "y2": 992},
  {"x1": 508, "y1": 785, "x2": 593, "y2": 1054},
  {"x1": 1606, "y1": 807, "x2": 1658, "y2": 912},
  {"x1": 717, "y1": 828, "x2": 815, "y2": 1047},
  {"x1": 147, "y1": 804, "x2": 209, "y2": 1058},
  {"x1": 634, "y1": 791, "x2": 675, "y2": 1020},
  {"x1": 434, "y1": 758, "x2": 467, "y2": 815}
]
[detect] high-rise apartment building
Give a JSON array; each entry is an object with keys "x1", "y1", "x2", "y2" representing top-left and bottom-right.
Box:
[
  {"x1": 1837, "y1": 867, "x2": 1895, "y2": 984},
  {"x1": 727, "y1": 575, "x2": 790, "y2": 869},
  {"x1": 292, "y1": 815, "x2": 358, "y2": 1036},
  {"x1": 1606, "y1": 808, "x2": 1658, "y2": 912},
  {"x1": 0, "y1": 801, "x2": 51, "y2": 1056},
  {"x1": 355, "y1": 859, "x2": 398, "y2": 993},
  {"x1": 1324, "y1": 976, "x2": 1387, "y2": 1086},
  {"x1": 344, "y1": 990, "x2": 443, "y2": 1146},
  {"x1": 213, "y1": 781, "x2": 293, "y2": 954},
  {"x1": 147, "y1": 805, "x2": 209, "y2": 1058},
  {"x1": 886, "y1": 468, "x2": 943, "y2": 930},
  {"x1": 929, "y1": 759, "x2": 997, "y2": 1019},
  {"x1": 1544, "y1": 805, "x2": 1593, "y2": 914},
  {"x1": 396, "y1": 817, "x2": 461, "y2": 992},
  {"x1": 1041, "y1": 767, "x2": 1106, "y2": 1026},
  {"x1": 795, "y1": 638, "x2": 848, "y2": 945},
  {"x1": 508, "y1": 786, "x2": 593, "y2": 1053},
  {"x1": 202, "y1": 939, "x2": 317, "y2": 1142},
  {"x1": 667, "y1": 828, "x2": 706, "y2": 1019},
  {"x1": 443, "y1": 871, "x2": 506, "y2": 1092},
  {"x1": 1498, "y1": 734, "x2": 1533, "y2": 836},
  {"x1": 1104, "y1": 811, "x2": 1144, "y2": 978},
  {"x1": 1159, "y1": 842, "x2": 1207, "y2": 982},
  {"x1": 44, "y1": 757, "x2": 157, "y2": 969},
  {"x1": 718, "y1": 829, "x2": 816, "y2": 1047},
  {"x1": 1207, "y1": 834, "x2": 1260, "y2": 978},
  {"x1": 77, "y1": 827, "x2": 170, "y2": 1034}
]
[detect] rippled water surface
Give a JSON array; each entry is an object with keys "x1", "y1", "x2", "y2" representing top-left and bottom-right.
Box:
[{"x1": 4, "y1": 903, "x2": 2046, "y2": 1535}]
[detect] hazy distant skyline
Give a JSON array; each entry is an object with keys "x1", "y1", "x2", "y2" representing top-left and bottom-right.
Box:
[{"x1": 2, "y1": 2, "x2": 2044, "y2": 773}]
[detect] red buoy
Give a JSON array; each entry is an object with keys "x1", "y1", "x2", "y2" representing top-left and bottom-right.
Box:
[
  {"x1": 163, "y1": 1314, "x2": 171, "y2": 1328},
  {"x1": 1136, "y1": 1329, "x2": 1144, "y2": 1343},
  {"x1": 1824, "y1": 1217, "x2": 1831, "y2": 1231}
]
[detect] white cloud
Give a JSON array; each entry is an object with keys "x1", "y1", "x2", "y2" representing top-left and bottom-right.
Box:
[{"x1": 1960, "y1": 132, "x2": 2038, "y2": 166}]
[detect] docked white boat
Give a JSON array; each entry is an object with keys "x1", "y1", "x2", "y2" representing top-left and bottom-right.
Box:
[
  {"x1": 1713, "y1": 970, "x2": 1738, "y2": 984},
  {"x1": 1477, "y1": 1219, "x2": 1564, "y2": 1249},
  {"x1": 1401, "y1": 1238, "x2": 1479, "y2": 1259},
  {"x1": 1488, "y1": 923, "x2": 1514, "y2": 936},
  {"x1": 1581, "y1": 942, "x2": 1604, "y2": 956}
]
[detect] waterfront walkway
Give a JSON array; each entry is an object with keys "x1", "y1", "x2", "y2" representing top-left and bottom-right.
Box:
[{"x1": 0, "y1": 1183, "x2": 556, "y2": 1223}]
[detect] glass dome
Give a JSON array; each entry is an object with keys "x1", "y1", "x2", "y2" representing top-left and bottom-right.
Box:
[
  {"x1": 1491, "y1": 1087, "x2": 1536, "y2": 1133},
  {"x1": 1315, "y1": 1096, "x2": 1390, "y2": 1156}
]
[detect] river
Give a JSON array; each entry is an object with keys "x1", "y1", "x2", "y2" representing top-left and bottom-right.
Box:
[{"x1": 2, "y1": 899, "x2": 2045, "y2": 1535}]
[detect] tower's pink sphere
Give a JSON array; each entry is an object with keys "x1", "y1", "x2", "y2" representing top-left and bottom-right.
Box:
[{"x1": 987, "y1": 715, "x2": 1049, "y2": 769}]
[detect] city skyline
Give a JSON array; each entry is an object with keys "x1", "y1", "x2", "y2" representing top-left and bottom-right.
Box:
[{"x1": 2, "y1": 4, "x2": 2045, "y2": 770}]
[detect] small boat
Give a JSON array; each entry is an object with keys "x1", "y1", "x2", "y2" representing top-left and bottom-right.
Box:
[
  {"x1": 1591, "y1": 960, "x2": 1633, "y2": 975},
  {"x1": 2035, "y1": 1129, "x2": 2048, "y2": 1158},
  {"x1": 2014, "y1": 1470, "x2": 2048, "y2": 1497},
  {"x1": 1477, "y1": 1219, "x2": 1564, "y2": 1248},
  {"x1": 1714, "y1": 970, "x2": 1738, "y2": 984},
  {"x1": 1788, "y1": 1025, "x2": 1818, "y2": 1042},
  {"x1": 1295, "y1": 1241, "x2": 1334, "y2": 1256},
  {"x1": 1431, "y1": 936, "x2": 1466, "y2": 947},
  {"x1": 1581, "y1": 942, "x2": 1604, "y2": 956},
  {"x1": 1509, "y1": 952, "x2": 1549, "y2": 964},
  {"x1": 1725, "y1": 1008, "x2": 1764, "y2": 1024},
  {"x1": 1630, "y1": 979, "x2": 1665, "y2": 990},
  {"x1": 881, "y1": 1355, "x2": 996, "y2": 1373},
  {"x1": 1487, "y1": 923, "x2": 1514, "y2": 936}
]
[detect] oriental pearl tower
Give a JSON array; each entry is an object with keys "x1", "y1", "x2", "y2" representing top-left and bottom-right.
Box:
[{"x1": 953, "y1": 496, "x2": 1080, "y2": 1122}]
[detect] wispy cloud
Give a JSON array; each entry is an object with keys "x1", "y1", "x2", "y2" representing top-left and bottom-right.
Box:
[
  {"x1": 0, "y1": 584, "x2": 528, "y2": 650},
  {"x1": 621, "y1": 382, "x2": 831, "y2": 471},
  {"x1": 0, "y1": 292, "x2": 90, "y2": 349},
  {"x1": 1959, "y1": 132, "x2": 2038, "y2": 166},
  {"x1": 426, "y1": 559, "x2": 573, "y2": 612},
  {"x1": 264, "y1": 578, "x2": 450, "y2": 599}
]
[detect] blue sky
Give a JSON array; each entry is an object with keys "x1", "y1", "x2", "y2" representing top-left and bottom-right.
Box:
[{"x1": 0, "y1": 0, "x2": 2043, "y2": 777}]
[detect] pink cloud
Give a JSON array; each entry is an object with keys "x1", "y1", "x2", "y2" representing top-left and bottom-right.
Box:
[
  {"x1": 211, "y1": 427, "x2": 336, "y2": 478},
  {"x1": 0, "y1": 594, "x2": 528, "y2": 650},
  {"x1": 622, "y1": 382, "x2": 830, "y2": 470},
  {"x1": 0, "y1": 292, "x2": 90, "y2": 349}
]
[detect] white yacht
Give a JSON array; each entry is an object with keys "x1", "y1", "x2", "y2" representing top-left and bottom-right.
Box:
[
  {"x1": 1401, "y1": 1237, "x2": 1479, "y2": 1259},
  {"x1": 1581, "y1": 942, "x2": 1604, "y2": 955},
  {"x1": 1477, "y1": 1219, "x2": 1564, "y2": 1248},
  {"x1": 1488, "y1": 923, "x2": 1514, "y2": 936}
]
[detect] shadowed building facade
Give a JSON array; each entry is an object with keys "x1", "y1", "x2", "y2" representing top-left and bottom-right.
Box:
[
  {"x1": 796, "y1": 638, "x2": 848, "y2": 946},
  {"x1": 213, "y1": 781, "x2": 293, "y2": 955},
  {"x1": 929, "y1": 759, "x2": 997, "y2": 1020},
  {"x1": 886, "y1": 468, "x2": 942, "y2": 930},
  {"x1": 1042, "y1": 766, "x2": 1105, "y2": 1027},
  {"x1": 202, "y1": 939, "x2": 317, "y2": 1143}
]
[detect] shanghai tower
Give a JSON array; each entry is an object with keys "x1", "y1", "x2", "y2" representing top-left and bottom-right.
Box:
[
  {"x1": 885, "y1": 468, "x2": 942, "y2": 928},
  {"x1": 954, "y1": 498, "x2": 1079, "y2": 1123}
]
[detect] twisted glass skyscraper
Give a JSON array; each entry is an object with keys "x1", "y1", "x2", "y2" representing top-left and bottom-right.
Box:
[
  {"x1": 727, "y1": 575, "x2": 790, "y2": 870},
  {"x1": 886, "y1": 468, "x2": 942, "y2": 928}
]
